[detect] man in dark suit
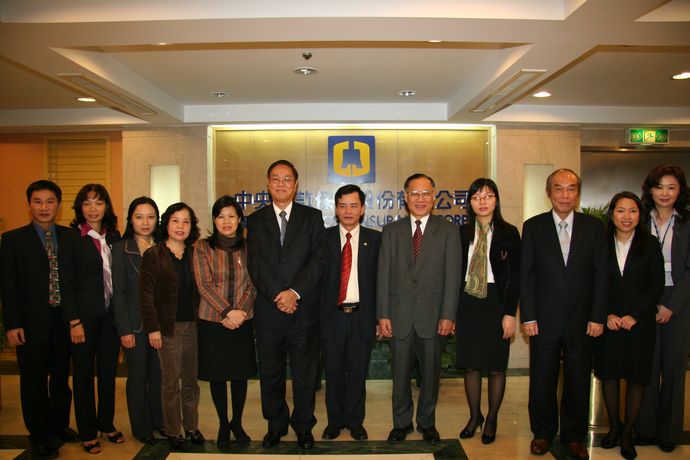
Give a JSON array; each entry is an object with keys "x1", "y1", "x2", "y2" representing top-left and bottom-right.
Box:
[
  {"x1": 0, "y1": 180, "x2": 78, "y2": 458},
  {"x1": 521, "y1": 168, "x2": 607, "y2": 460},
  {"x1": 247, "y1": 159, "x2": 326, "y2": 449},
  {"x1": 320, "y1": 184, "x2": 380, "y2": 441},
  {"x1": 377, "y1": 173, "x2": 461, "y2": 444}
]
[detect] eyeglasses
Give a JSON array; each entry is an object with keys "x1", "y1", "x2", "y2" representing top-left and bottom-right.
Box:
[
  {"x1": 471, "y1": 194, "x2": 496, "y2": 202},
  {"x1": 269, "y1": 176, "x2": 295, "y2": 185},
  {"x1": 407, "y1": 190, "x2": 433, "y2": 200}
]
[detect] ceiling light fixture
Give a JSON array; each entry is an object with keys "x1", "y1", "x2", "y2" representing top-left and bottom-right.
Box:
[
  {"x1": 532, "y1": 91, "x2": 552, "y2": 98},
  {"x1": 427, "y1": 39, "x2": 443, "y2": 43},
  {"x1": 77, "y1": 97, "x2": 97, "y2": 102},
  {"x1": 59, "y1": 73, "x2": 157, "y2": 117},
  {"x1": 154, "y1": 42, "x2": 170, "y2": 46},
  {"x1": 293, "y1": 66, "x2": 318, "y2": 76},
  {"x1": 209, "y1": 91, "x2": 230, "y2": 98},
  {"x1": 470, "y1": 69, "x2": 547, "y2": 113},
  {"x1": 671, "y1": 71, "x2": 690, "y2": 80},
  {"x1": 399, "y1": 90, "x2": 416, "y2": 97}
]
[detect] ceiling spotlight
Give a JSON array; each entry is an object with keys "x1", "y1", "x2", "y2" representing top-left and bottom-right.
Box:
[
  {"x1": 427, "y1": 39, "x2": 443, "y2": 43},
  {"x1": 154, "y1": 42, "x2": 170, "y2": 46},
  {"x1": 293, "y1": 66, "x2": 318, "y2": 76},
  {"x1": 532, "y1": 91, "x2": 552, "y2": 98},
  {"x1": 399, "y1": 90, "x2": 416, "y2": 97},
  {"x1": 77, "y1": 97, "x2": 97, "y2": 102},
  {"x1": 209, "y1": 91, "x2": 230, "y2": 98},
  {"x1": 671, "y1": 71, "x2": 690, "y2": 80}
]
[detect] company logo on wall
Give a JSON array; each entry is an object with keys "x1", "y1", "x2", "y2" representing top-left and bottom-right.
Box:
[{"x1": 328, "y1": 135, "x2": 375, "y2": 184}]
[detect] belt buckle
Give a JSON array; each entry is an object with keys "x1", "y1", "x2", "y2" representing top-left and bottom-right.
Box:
[{"x1": 342, "y1": 306, "x2": 354, "y2": 313}]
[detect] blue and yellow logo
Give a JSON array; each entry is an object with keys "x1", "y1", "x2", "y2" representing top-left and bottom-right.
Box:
[{"x1": 327, "y1": 135, "x2": 375, "y2": 184}]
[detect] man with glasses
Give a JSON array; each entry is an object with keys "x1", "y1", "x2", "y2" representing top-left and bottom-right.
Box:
[
  {"x1": 247, "y1": 159, "x2": 327, "y2": 450},
  {"x1": 377, "y1": 173, "x2": 461, "y2": 444}
]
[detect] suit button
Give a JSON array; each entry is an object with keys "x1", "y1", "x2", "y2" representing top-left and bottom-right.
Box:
[{"x1": 281, "y1": 259, "x2": 286, "y2": 263}]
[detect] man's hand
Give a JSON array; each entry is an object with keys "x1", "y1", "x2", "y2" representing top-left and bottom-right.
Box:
[
  {"x1": 274, "y1": 290, "x2": 298, "y2": 314},
  {"x1": 523, "y1": 321, "x2": 539, "y2": 336},
  {"x1": 148, "y1": 331, "x2": 163, "y2": 350},
  {"x1": 656, "y1": 305, "x2": 673, "y2": 324},
  {"x1": 586, "y1": 322, "x2": 604, "y2": 337},
  {"x1": 607, "y1": 314, "x2": 622, "y2": 331},
  {"x1": 70, "y1": 321, "x2": 85, "y2": 344},
  {"x1": 502, "y1": 315, "x2": 516, "y2": 339},
  {"x1": 438, "y1": 319, "x2": 454, "y2": 336},
  {"x1": 378, "y1": 319, "x2": 393, "y2": 337},
  {"x1": 120, "y1": 333, "x2": 136, "y2": 349},
  {"x1": 6, "y1": 328, "x2": 25, "y2": 346},
  {"x1": 620, "y1": 315, "x2": 637, "y2": 331}
]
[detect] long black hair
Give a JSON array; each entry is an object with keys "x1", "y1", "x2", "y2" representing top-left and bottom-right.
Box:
[
  {"x1": 159, "y1": 202, "x2": 200, "y2": 246},
  {"x1": 122, "y1": 196, "x2": 160, "y2": 240},
  {"x1": 207, "y1": 195, "x2": 245, "y2": 249},
  {"x1": 606, "y1": 191, "x2": 648, "y2": 239},
  {"x1": 70, "y1": 183, "x2": 118, "y2": 231},
  {"x1": 465, "y1": 178, "x2": 506, "y2": 242},
  {"x1": 641, "y1": 164, "x2": 690, "y2": 222}
]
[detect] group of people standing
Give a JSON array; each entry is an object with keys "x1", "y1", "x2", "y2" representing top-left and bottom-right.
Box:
[{"x1": 1, "y1": 161, "x2": 689, "y2": 460}]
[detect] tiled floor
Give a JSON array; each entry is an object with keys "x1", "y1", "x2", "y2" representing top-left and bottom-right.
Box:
[{"x1": 0, "y1": 374, "x2": 688, "y2": 459}]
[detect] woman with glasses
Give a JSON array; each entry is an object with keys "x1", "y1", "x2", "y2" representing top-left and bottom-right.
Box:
[
  {"x1": 456, "y1": 178, "x2": 520, "y2": 445},
  {"x1": 636, "y1": 165, "x2": 690, "y2": 453}
]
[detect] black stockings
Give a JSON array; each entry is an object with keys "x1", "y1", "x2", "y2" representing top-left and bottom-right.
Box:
[
  {"x1": 209, "y1": 380, "x2": 248, "y2": 426},
  {"x1": 464, "y1": 368, "x2": 506, "y2": 435},
  {"x1": 602, "y1": 379, "x2": 645, "y2": 447}
]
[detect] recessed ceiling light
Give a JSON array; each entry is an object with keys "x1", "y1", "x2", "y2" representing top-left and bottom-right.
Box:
[
  {"x1": 293, "y1": 66, "x2": 319, "y2": 76},
  {"x1": 532, "y1": 91, "x2": 552, "y2": 98},
  {"x1": 427, "y1": 39, "x2": 443, "y2": 43},
  {"x1": 154, "y1": 42, "x2": 170, "y2": 46},
  {"x1": 76, "y1": 97, "x2": 96, "y2": 102},
  {"x1": 671, "y1": 71, "x2": 690, "y2": 80},
  {"x1": 399, "y1": 90, "x2": 416, "y2": 97},
  {"x1": 209, "y1": 91, "x2": 230, "y2": 98}
]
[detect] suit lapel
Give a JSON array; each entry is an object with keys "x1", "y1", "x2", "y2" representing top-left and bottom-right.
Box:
[
  {"x1": 544, "y1": 212, "x2": 567, "y2": 268},
  {"x1": 261, "y1": 205, "x2": 282, "y2": 249},
  {"x1": 22, "y1": 224, "x2": 48, "y2": 261},
  {"x1": 413, "y1": 215, "x2": 437, "y2": 275},
  {"x1": 282, "y1": 203, "x2": 301, "y2": 249}
]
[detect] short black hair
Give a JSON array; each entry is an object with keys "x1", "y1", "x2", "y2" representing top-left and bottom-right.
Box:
[
  {"x1": 208, "y1": 195, "x2": 245, "y2": 249},
  {"x1": 267, "y1": 159, "x2": 299, "y2": 181},
  {"x1": 122, "y1": 196, "x2": 160, "y2": 240},
  {"x1": 159, "y1": 202, "x2": 200, "y2": 246},
  {"x1": 546, "y1": 168, "x2": 581, "y2": 193},
  {"x1": 26, "y1": 180, "x2": 62, "y2": 203},
  {"x1": 71, "y1": 183, "x2": 118, "y2": 231},
  {"x1": 641, "y1": 164, "x2": 690, "y2": 222},
  {"x1": 403, "y1": 173, "x2": 435, "y2": 191},
  {"x1": 335, "y1": 184, "x2": 365, "y2": 206}
]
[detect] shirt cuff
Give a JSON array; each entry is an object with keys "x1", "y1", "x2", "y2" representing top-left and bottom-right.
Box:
[{"x1": 289, "y1": 288, "x2": 301, "y2": 299}]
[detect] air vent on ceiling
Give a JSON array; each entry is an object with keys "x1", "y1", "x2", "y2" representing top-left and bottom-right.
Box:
[
  {"x1": 58, "y1": 73, "x2": 157, "y2": 117},
  {"x1": 471, "y1": 69, "x2": 546, "y2": 113}
]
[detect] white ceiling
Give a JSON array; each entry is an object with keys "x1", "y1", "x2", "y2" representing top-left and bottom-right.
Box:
[{"x1": 0, "y1": 0, "x2": 688, "y2": 130}]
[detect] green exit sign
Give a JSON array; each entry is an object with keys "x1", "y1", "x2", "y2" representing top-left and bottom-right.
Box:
[{"x1": 628, "y1": 128, "x2": 669, "y2": 144}]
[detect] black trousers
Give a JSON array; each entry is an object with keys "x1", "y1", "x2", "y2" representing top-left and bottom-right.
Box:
[
  {"x1": 123, "y1": 331, "x2": 163, "y2": 439},
  {"x1": 256, "y1": 321, "x2": 320, "y2": 434},
  {"x1": 322, "y1": 311, "x2": 373, "y2": 428},
  {"x1": 528, "y1": 333, "x2": 592, "y2": 443},
  {"x1": 16, "y1": 307, "x2": 72, "y2": 445},
  {"x1": 71, "y1": 311, "x2": 120, "y2": 441}
]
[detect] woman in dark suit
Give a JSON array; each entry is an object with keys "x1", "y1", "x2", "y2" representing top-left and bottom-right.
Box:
[
  {"x1": 594, "y1": 191, "x2": 664, "y2": 460},
  {"x1": 59, "y1": 183, "x2": 123, "y2": 454},
  {"x1": 111, "y1": 197, "x2": 163, "y2": 445},
  {"x1": 637, "y1": 165, "x2": 690, "y2": 453},
  {"x1": 139, "y1": 202, "x2": 205, "y2": 452},
  {"x1": 192, "y1": 195, "x2": 257, "y2": 449},
  {"x1": 456, "y1": 178, "x2": 520, "y2": 444}
]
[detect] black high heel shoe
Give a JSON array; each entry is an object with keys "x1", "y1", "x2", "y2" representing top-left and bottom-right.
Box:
[
  {"x1": 217, "y1": 423, "x2": 231, "y2": 450},
  {"x1": 620, "y1": 432, "x2": 637, "y2": 459},
  {"x1": 600, "y1": 427, "x2": 620, "y2": 449},
  {"x1": 459, "y1": 415, "x2": 484, "y2": 439},
  {"x1": 481, "y1": 419, "x2": 496, "y2": 444},
  {"x1": 230, "y1": 420, "x2": 251, "y2": 445}
]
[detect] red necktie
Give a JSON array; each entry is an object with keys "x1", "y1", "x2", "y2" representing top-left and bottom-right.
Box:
[
  {"x1": 337, "y1": 232, "x2": 352, "y2": 305},
  {"x1": 413, "y1": 220, "x2": 423, "y2": 263}
]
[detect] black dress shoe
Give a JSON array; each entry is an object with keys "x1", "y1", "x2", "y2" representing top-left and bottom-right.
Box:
[
  {"x1": 297, "y1": 431, "x2": 314, "y2": 449},
  {"x1": 56, "y1": 427, "x2": 79, "y2": 442},
  {"x1": 417, "y1": 425, "x2": 440, "y2": 444},
  {"x1": 185, "y1": 429, "x2": 205, "y2": 445},
  {"x1": 600, "y1": 429, "x2": 619, "y2": 449},
  {"x1": 481, "y1": 419, "x2": 496, "y2": 444},
  {"x1": 387, "y1": 424, "x2": 413, "y2": 443},
  {"x1": 322, "y1": 425, "x2": 341, "y2": 439},
  {"x1": 658, "y1": 441, "x2": 675, "y2": 452},
  {"x1": 262, "y1": 430, "x2": 286, "y2": 448},
  {"x1": 169, "y1": 435, "x2": 187, "y2": 451},
  {"x1": 349, "y1": 425, "x2": 368, "y2": 441},
  {"x1": 217, "y1": 423, "x2": 231, "y2": 450},
  {"x1": 33, "y1": 442, "x2": 59, "y2": 459},
  {"x1": 459, "y1": 415, "x2": 484, "y2": 439},
  {"x1": 230, "y1": 421, "x2": 251, "y2": 445},
  {"x1": 136, "y1": 435, "x2": 157, "y2": 445}
]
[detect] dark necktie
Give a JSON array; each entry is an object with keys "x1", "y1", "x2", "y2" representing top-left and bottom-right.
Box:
[
  {"x1": 45, "y1": 230, "x2": 61, "y2": 306},
  {"x1": 337, "y1": 232, "x2": 352, "y2": 305},
  {"x1": 413, "y1": 219, "x2": 423, "y2": 263},
  {"x1": 279, "y1": 210, "x2": 287, "y2": 246}
]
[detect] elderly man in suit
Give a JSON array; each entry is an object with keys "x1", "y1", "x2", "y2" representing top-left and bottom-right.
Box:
[
  {"x1": 521, "y1": 168, "x2": 607, "y2": 460},
  {"x1": 377, "y1": 173, "x2": 461, "y2": 444},
  {"x1": 247, "y1": 159, "x2": 326, "y2": 450},
  {"x1": 321, "y1": 184, "x2": 381, "y2": 441},
  {"x1": 0, "y1": 180, "x2": 78, "y2": 458}
]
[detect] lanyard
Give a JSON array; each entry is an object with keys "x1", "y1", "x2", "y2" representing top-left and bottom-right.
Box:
[{"x1": 652, "y1": 213, "x2": 674, "y2": 248}]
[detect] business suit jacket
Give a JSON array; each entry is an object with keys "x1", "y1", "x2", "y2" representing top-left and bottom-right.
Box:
[
  {"x1": 520, "y1": 211, "x2": 608, "y2": 342},
  {"x1": 111, "y1": 238, "x2": 145, "y2": 336},
  {"x1": 58, "y1": 227, "x2": 120, "y2": 321},
  {"x1": 1, "y1": 223, "x2": 69, "y2": 343},
  {"x1": 377, "y1": 215, "x2": 461, "y2": 339},
  {"x1": 660, "y1": 216, "x2": 690, "y2": 314},
  {"x1": 247, "y1": 202, "x2": 326, "y2": 328},
  {"x1": 459, "y1": 221, "x2": 520, "y2": 316},
  {"x1": 321, "y1": 225, "x2": 381, "y2": 340}
]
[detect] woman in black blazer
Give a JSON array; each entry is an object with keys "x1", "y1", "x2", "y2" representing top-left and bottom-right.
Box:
[
  {"x1": 594, "y1": 191, "x2": 664, "y2": 460},
  {"x1": 59, "y1": 183, "x2": 123, "y2": 454},
  {"x1": 637, "y1": 165, "x2": 690, "y2": 453},
  {"x1": 111, "y1": 197, "x2": 163, "y2": 445},
  {"x1": 456, "y1": 178, "x2": 520, "y2": 444}
]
